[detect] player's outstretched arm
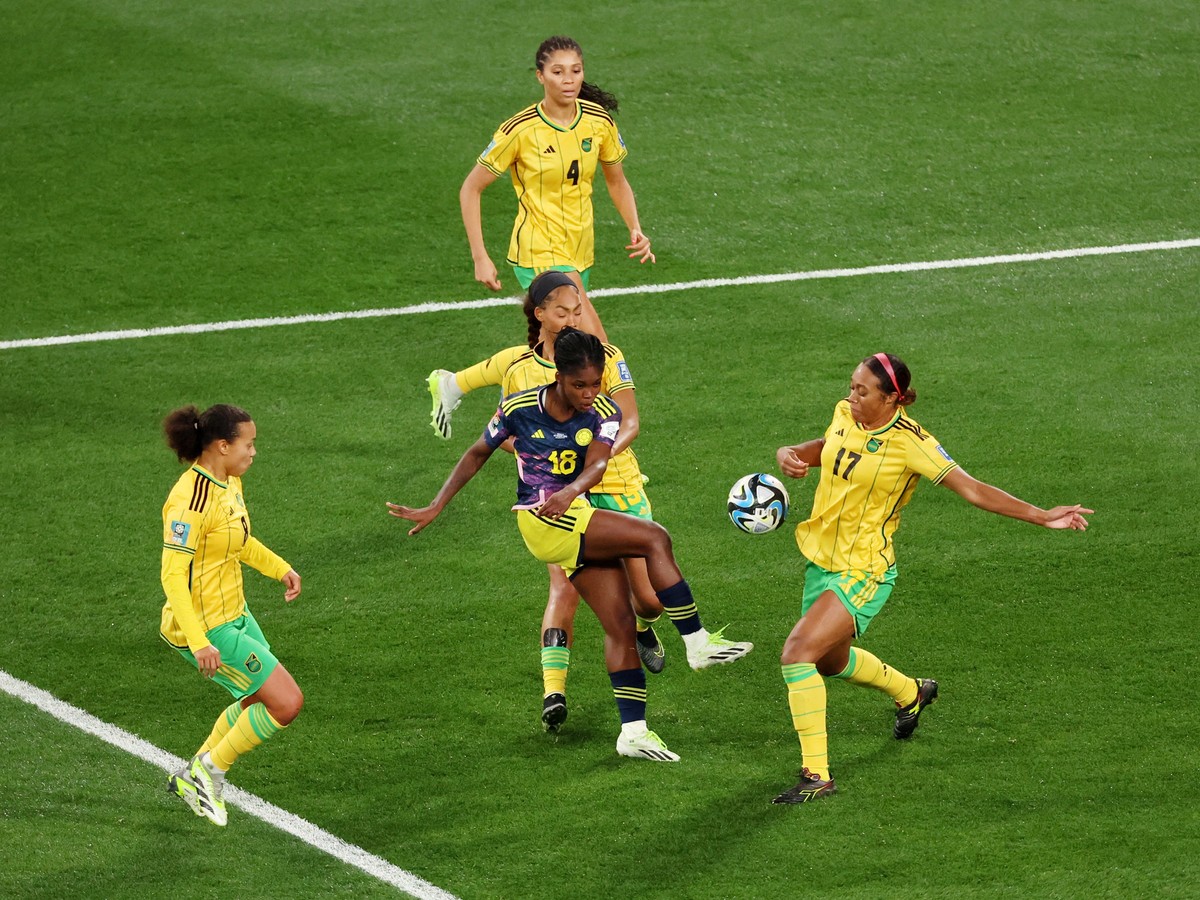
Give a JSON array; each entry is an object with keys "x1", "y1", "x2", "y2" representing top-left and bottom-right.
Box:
[
  {"x1": 387, "y1": 438, "x2": 496, "y2": 535},
  {"x1": 777, "y1": 439, "x2": 824, "y2": 478},
  {"x1": 940, "y1": 468, "x2": 1092, "y2": 530}
]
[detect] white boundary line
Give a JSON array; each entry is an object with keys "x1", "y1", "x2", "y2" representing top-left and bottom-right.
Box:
[
  {"x1": 3, "y1": 237, "x2": 1198, "y2": 352},
  {"x1": 0, "y1": 669, "x2": 460, "y2": 900}
]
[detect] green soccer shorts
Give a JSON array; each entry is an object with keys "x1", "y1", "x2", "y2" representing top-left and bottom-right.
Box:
[
  {"x1": 175, "y1": 610, "x2": 279, "y2": 700},
  {"x1": 512, "y1": 265, "x2": 592, "y2": 291},
  {"x1": 801, "y1": 561, "x2": 897, "y2": 637}
]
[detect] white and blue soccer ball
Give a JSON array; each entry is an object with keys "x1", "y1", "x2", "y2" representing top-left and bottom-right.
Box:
[{"x1": 727, "y1": 473, "x2": 790, "y2": 534}]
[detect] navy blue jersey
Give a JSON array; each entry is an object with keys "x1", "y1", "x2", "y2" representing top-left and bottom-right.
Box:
[{"x1": 483, "y1": 385, "x2": 621, "y2": 509}]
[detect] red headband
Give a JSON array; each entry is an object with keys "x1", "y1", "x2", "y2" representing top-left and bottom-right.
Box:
[{"x1": 874, "y1": 353, "x2": 904, "y2": 397}]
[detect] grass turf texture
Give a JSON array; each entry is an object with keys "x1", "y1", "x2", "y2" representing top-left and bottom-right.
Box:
[{"x1": 3, "y1": 1, "x2": 1199, "y2": 898}]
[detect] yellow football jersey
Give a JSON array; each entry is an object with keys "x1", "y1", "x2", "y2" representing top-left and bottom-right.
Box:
[
  {"x1": 795, "y1": 400, "x2": 959, "y2": 575},
  {"x1": 478, "y1": 100, "x2": 627, "y2": 271},
  {"x1": 160, "y1": 464, "x2": 290, "y2": 650}
]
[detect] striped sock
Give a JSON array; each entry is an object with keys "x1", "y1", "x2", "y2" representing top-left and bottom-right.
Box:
[
  {"x1": 541, "y1": 645, "x2": 570, "y2": 696},
  {"x1": 782, "y1": 662, "x2": 830, "y2": 781},
  {"x1": 833, "y1": 647, "x2": 917, "y2": 708},
  {"x1": 198, "y1": 700, "x2": 243, "y2": 756},
  {"x1": 656, "y1": 579, "x2": 701, "y2": 636},
  {"x1": 209, "y1": 702, "x2": 285, "y2": 772},
  {"x1": 635, "y1": 613, "x2": 661, "y2": 634},
  {"x1": 609, "y1": 668, "x2": 647, "y2": 724}
]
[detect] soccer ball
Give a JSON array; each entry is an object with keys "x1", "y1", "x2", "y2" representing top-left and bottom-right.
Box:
[{"x1": 727, "y1": 473, "x2": 790, "y2": 534}]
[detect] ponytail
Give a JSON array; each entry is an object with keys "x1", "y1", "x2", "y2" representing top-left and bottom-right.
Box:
[{"x1": 164, "y1": 403, "x2": 252, "y2": 462}]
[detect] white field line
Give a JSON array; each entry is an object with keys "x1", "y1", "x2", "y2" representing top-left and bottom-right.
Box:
[
  {"x1": 3, "y1": 237, "x2": 1199, "y2": 352},
  {"x1": 0, "y1": 669, "x2": 460, "y2": 900}
]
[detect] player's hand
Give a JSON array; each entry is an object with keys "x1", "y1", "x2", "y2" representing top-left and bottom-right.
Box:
[
  {"x1": 777, "y1": 447, "x2": 810, "y2": 479},
  {"x1": 474, "y1": 257, "x2": 502, "y2": 291},
  {"x1": 282, "y1": 569, "x2": 302, "y2": 602},
  {"x1": 1041, "y1": 504, "x2": 1093, "y2": 531},
  {"x1": 387, "y1": 502, "x2": 440, "y2": 535},
  {"x1": 626, "y1": 230, "x2": 655, "y2": 264},
  {"x1": 195, "y1": 645, "x2": 221, "y2": 679},
  {"x1": 535, "y1": 489, "x2": 574, "y2": 520}
]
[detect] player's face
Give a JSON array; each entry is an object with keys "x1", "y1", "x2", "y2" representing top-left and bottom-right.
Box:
[
  {"x1": 847, "y1": 364, "x2": 897, "y2": 429},
  {"x1": 538, "y1": 286, "x2": 583, "y2": 338},
  {"x1": 224, "y1": 421, "x2": 257, "y2": 477},
  {"x1": 537, "y1": 50, "x2": 584, "y2": 106},
  {"x1": 559, "y1": 365, "x2": 603, "y2": 413}
]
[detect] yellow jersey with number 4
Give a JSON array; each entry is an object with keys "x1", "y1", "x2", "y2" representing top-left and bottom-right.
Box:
[{"x1": 478, "y1": 100, "x2": 627, "y2": 271}]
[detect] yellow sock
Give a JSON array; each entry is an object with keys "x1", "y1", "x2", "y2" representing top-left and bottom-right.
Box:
[
  {"x1": 209, "y1": 702, "x2": 285, "y2": 772},
  {"x1": 198, "y1": 700, "x2": 243, "y2": 756},
  {"x1": 834, "y1": 647, "x2": 918, "y2": 707},
  {"x1": 541, "y1": 646, "x2": 570, "y2": 696},
  {"x1": 635, "y1": 613, "x2": 661, "y2": 633},
  {"x1": 782, "y1": 662, "x2": 829, "y2": 780}
]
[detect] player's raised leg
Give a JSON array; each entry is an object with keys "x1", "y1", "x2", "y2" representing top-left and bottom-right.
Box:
[{"x1": 581, "y1": 510, "x2": 752, "y2": 669}]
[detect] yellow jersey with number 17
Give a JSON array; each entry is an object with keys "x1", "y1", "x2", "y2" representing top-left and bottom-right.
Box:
[
  {"x1": 477, "y1": 99, "x2": 627, "y2": 271},
  {"x1": 795, "y1": 400, "x2": 959, "y2": 576}
]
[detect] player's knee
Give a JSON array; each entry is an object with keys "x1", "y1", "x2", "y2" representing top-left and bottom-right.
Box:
[
  {"x1": 274, "y1": 687, "x2": 304, "y2": 725},
  {"x1": 646, "y1": 521, "x2": 673, "y2": 556},
  {"x1": 781, "y1": 633, "x2": 817, "y2": 666}
]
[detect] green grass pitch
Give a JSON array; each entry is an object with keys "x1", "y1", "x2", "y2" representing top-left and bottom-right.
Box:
[{"x1": 2, "y1": 1, "x2": 1199, "y2": 897}]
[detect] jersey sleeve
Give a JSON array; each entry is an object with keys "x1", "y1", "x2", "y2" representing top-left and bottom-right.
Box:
[
  {"x1": 482, "y1": 405, "x2": 513, "y2": 449},
  {"x1": 240, "y1": 536, "x2": 291, "y2": 581},
  {"x1": 602, "y1": 344, "x2": 635, "y2": 395},
  {"x1": 478, "y1": 125, "x2": 520, "y2": 177},
  {"x1": 598, "y1": 116, "x2": 628, "y2": 167},
  {"x1": 903, "y1": 428, "x2": 960, "y2": 484},
  {"x1": 160, "y1": 502, "x2": 210, "y2": 651},
  {"x1": 593, "y1": 395, "x2": 623, "y2": 446}
]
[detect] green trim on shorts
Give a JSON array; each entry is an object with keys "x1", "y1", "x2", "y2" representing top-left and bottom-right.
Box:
[
  {"x1": 588, "y1": 490, "x2": 653, "y2": 520},
  {"x1": 512, "y1": 265, "x2": 591, "y2": 291},
  {"x1": 174, "y1": 610, "x2": 279, "y2": 700},
  {"x1": 801, "y1": 561, "x2": 897, "y2": 637}
]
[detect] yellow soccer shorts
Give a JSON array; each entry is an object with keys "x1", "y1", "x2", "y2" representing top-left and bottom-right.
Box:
[{"x1": 515, "y1": 496, "x2": 596, "y2": 577}]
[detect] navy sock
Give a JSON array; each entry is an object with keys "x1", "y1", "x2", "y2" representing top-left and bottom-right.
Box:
[
  {"x1": 608, "y1": 668, "x2": 647, "y2": 724},
  {"x1": 656, "y1": 579, "x2": 702, "y2": 636}
]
